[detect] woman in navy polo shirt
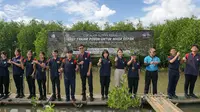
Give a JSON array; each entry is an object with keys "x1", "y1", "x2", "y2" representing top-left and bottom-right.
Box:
[
  {"x1": 24, "y1": 50, "x2": 36, "y2": 99},
  {"x1": 9, "y1": 48, "x2": 25, "y2": 98},
  {"x1": 97, "y1": 50, "x2": 112, "y2": 100},
  {"x1": 33, "y1": 51, "x2": 47, "y2": 100},
  {"x1": 127, "y1": 53, "x2": 140, "y2": 98},
  {"x1": 114, "y1": 48, "x2": 126, "y2": 87}
]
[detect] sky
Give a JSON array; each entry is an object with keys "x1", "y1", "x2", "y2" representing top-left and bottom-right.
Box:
[{"x1": 0, "y1": 0, "x2": 200, "y2": 27}]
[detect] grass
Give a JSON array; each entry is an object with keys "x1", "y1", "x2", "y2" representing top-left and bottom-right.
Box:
[{"x1": 9, "y1": 67, "x2": 200, "y2": 96}]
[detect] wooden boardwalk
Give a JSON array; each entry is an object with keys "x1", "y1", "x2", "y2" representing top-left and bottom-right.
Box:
[{"x1": 144, "y1": 95, "x2": 183, "y2": 112}]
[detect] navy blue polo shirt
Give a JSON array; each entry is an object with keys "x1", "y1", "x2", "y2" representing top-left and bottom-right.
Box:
[
  {"x1": 12, "y1": 56, "x2": 24, "y2": 75},
  {"x1": 115, "y1": 57, "x2": 126, "y2": 69},
  {"x1": 24, "y1": 58, "x2": 34, "y2": 76},
  {"x1": 77, "y1": 52, "x2": 92, "y2": 76},
  {"x1": 128, "y1": 60, "x2": 140, "y2": 77},
  {"x1": 167, "y1": 56, "x2": 180, "y2": 71},
  {"x1": 100, "y1": 58, "x2": 112, "y2": 76},
  {"x1": 62, "y1": 58, "x2": 77, "y2": 79},
  {"x1": 0, "y1": 59, "x2": 10, "y2": 76},
  {"x1": 184, "y1": 53, "x2": 200, "y2": 76},
  {"x1": 49, "y1": 57, "x2": 62, "y2": 78},
  {"x1": 36, "y1": 60, "x2": 47, "y2": 80}
]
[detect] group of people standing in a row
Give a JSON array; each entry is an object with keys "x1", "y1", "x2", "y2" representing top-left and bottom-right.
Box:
[{"x1": 0, "y1": 44, "x2": 199, "y2": 102}]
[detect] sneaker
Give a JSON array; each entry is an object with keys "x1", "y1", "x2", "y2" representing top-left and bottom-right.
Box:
[
  {"x1": 27, "y1": 95, "x2": 32, "y2": 99},
  {"x1": 105, "y1": 96, "x2": 108, "y2": 100},
  {"x1": 190, "y1": 94, "x2": 198, "y2": 98},
  {"x1": 15, "y1": 94, "x2": 20, "y2": 98},
  {"x1": 168, "y1": 95, "x2": 173, "y2": 99},
  {"x1": 82, "y1": 95, "x2": 86, "y2": 101},
  {"x1": 173, "y1": 95, "x2": 178, "y2": 99},
  {"x1": 43, "y1": 96, "x2": 47, "y2": 100},
  {"x1": 57, "y1": 96, "x2": 62, "y2": 101},
  {"x1": 185, "y1": 94, "x2": 190, "y2": 99},
  {"x1": 0, "y1": 94, "x2": 4, "y2": 98},
  {"x1": 66, "y1": 98, "x2": 70, "y2": 102},
  {"x1": 51, "y1": 97, "x2": 56, "y2": 101},
  {"x1": 19, "y1": 94, "x2": 25, "y2": 98},
  {"x1": 90, "y1": 96, "x2": 94, "y2": 102},
  {"x1": 3, "y1": 95, "x2": 9, "y2": 99},
  {"x1": 101, "y1": 96, "x2": 105, "y2": 100},
  {"x1": 39, "y1": 96, "x2": 43, "y2": 100}
]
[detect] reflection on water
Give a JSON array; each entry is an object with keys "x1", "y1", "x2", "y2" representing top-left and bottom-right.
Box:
[{"x1": 0, "y1": 106, "x2": 153, "y2": 112}]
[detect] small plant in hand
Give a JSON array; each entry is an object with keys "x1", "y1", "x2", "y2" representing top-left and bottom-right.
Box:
[{"x1": 107, "y1": 74, "x2": 141, "y2": 110}]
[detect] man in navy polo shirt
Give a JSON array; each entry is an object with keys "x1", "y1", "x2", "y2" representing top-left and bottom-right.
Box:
[
  {"x1": 48, "y1": 50, "x2": 62, "y2": 101},
  {"x1": 60, "y1": 50, "x2": 78, "y2": 101},
  {"x1": 167, "y1": 48, "x2": 181, "y2": 99},
  {"x1": 77, "y1": 44, "x2": 94, "y2": 101},
  {"x1": 127, "y1": 53, "x2": 140, "y2": 97},
  {"x1": 144, "y1": 48, "x2": 160, "y2": 95},
  {"x1": 183, "y1": 45, "x2": 200, "y2": 98}
]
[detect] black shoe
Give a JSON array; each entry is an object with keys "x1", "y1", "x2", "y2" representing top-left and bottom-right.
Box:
[
  {"x1": 19, "y1": 94, "x2": 25, "y2": 98},
  {"x1": 101, "y1": 96, "x2": 105, "y2": 100},
  {"x1": 82, "y1": 95, "x2": 86, "y2": 101},
  {"x1": 173, "y1": 95, "x2": 178, "y2": 99},
  {"x1": 57, "y1": 96, "x2": 62, "y2": 101},
  {"x1": 168, "y1": 95, "x2": 173, "y2": 99},
  {"x1": 185, "y1": 94, "x2": 190, "y2": 99},
  {"x1": 27, "y1": 95, "x2": 32, "y2": 99},
  {"x1": 190, "y1": 94, "x2": 198, "y2": 98},
  {"x1": 3, "y1": 95, "x2": 9, "y2": 99},
  {"x1": 105, "y1": 96, "x2": 108, "y2": 100},
  {"x1": 0, "y1": 94, "x2": 4, "y2": 98},
  {"x1": 43, "y1": 96, "x2": 47, "y2": 100},
  {"x1": 51, "y1": 97, "x2": 56, "y2": 101},
  {"x1": 66, "y1": 98, "x2": 70, "y2": 102},
  {"x1": 15, "y1": 94, "x2": 20, "y2": 98},
  {"x1": 90, "y1": 96, "x2": 94, "y2": 102},
  {"x1": 39, "y1": 96, "x2": 43, "y2": 100}
]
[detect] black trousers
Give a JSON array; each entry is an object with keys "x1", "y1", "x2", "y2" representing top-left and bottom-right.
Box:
[
  {"x1": 64, "y1": 78, "x2": 75, "y2": 100},
  {"x1": 26, "y1": 75, "x2": 36, "y2": 96},
  {"x1": 13, "y1": 74, "x2": 24, "y2": 95},
  {"x1": 100, "y1": 76, "x2": 110, "y2": 96},
  {"x1": 167, "y1": 69, "x2": 179, "y2": 96},
  {"x1": 81, "y1": 74, "x2": 93, "y2": 96},
  {"x1": 144, "y1": 70, "x2": 158, "y2": 94},
  {"x1": 184, "y1": 74, "x2": 197, "y2": 95},
  {"x1": 0, "y1": 76, "x2": 9, "y2": 95},
  {"x1": 51, "y1": 76, "x2": 60, "y2": 97},
  {"x1": 128, "y1": 77, "x2": 139, "y2": 95},
  {"x1": 37, "y1": 79, "x2": 46, "y2": 97}
]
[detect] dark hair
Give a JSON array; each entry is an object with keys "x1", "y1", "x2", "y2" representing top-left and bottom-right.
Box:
[
  {"x1": 40, "y1": 51, "x2": 45, "y2": 56},
  {"x1": 1, "y1": 51, "x2": 7, "y2": 56},
  {"x1": 53, "y1": 50, "x2": 58, "y2": 53},
  {"x1": 102, "y1": 49, "x2": 109, "y2": 58},
  {"x1": 27, "y1": 50, "x2": 32, "y2": 54},
  {"x1": 79, "y1": 44, "x2": 84, "y2": 47},
  {"x1": 192, "y1": 44, "x2": 199, "y2": 49},
  {"x1": 170, "y1": 48, "x2": 176, "y2": 51},
  {"x1": 15, "y1": 48, "x2": 21, "y2": 53},
  {"x1": 67, "y1": 50, "x2": 73, "y2": 54},
  {"x1": 117, "y1": 48, "x2": 123, "y2": 53}
]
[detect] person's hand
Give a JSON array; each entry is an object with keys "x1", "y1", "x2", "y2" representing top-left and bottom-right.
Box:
[
  {"x1": 131, "y1": 56, "x2": 134, "y2": 61},
  {"x1": 99, "y1": 58, "x2": 102, "y2": 63},
  {"x1": 177, "y1": 52, "x2": 180, "y2": 56},
  {"x1": 87, "y1": 71, "x2": 90, "y2": 76},
  {"x1": 8, "y1": 59, "x2": 12, "y2": 64},
  {"x1": 150, "y1": 61, "x2": 154, "y2": 64},
  {"x1": 79, "y1": 61, "x2": 84, "y2": 65},
  {"x1": 154, "y1": 62, "x2": 159, "y2": 65},
  {"x1": 115, "y1": 57, "x2": 118, "y2": 62},
  {"x1": 58, "y1": 68, "x2": 63, "y2": 73},
  {"x1": 33, "y1": 60, "x2": 38, "y2": 64}
]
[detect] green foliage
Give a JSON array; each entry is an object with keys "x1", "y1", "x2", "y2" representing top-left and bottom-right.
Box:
[
  {"x1": 108, "y1": 75, "x2": 141, "y2": 110},
  {"x1": 42, "y1": 103, "x2": 55, "y2": 112},
  {"x1": 104, "y1": 21, "x2": 136, "y2": 31},
  {"x1": 70, "y1": 21, "x2": 100, "y2": 31}
]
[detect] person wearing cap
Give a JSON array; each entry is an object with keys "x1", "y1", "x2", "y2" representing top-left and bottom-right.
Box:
[
  {"x1": 182, "y1": 44, "x2": 200, "y2": 98},
  {"x1": 97, "y1": 50, "x2": 112, "y2": 100},
  {"x1": 127, "y1": 53, "x2": 140, "y2": 97},
  {"x1": 0, "y1": 51, "x2": 11, "y2": 99},
  {"x1": 144, "y1": 48, "x2": 160, "y2": 95},
  {"x1": 48, "y1": 50, "x2": 62, "y2": 101},
  {"x1": 9, "y1": 48, "x2": 25, "y2": 98},
  {"x1": 114, "y1": 48, "x2": 127, "y2": 87},
  {"x1": 167, "y1": 48, "x2": 181, "y2": 99},
  {"x1": 60, "y1": 50, "x2": 78, "y2": 101},
  {"x1": 77, "y1": 44, "x2": 94, "y2": 101}
]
